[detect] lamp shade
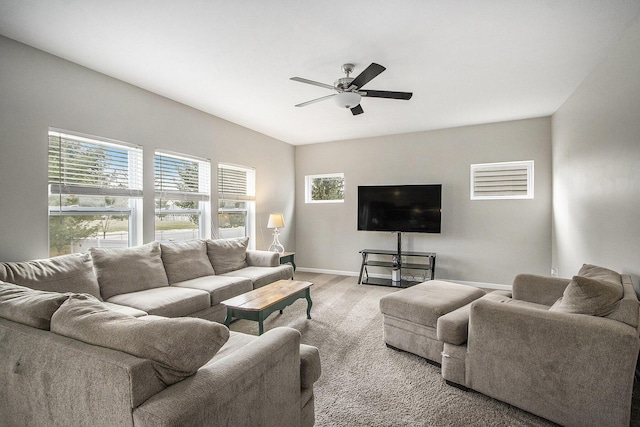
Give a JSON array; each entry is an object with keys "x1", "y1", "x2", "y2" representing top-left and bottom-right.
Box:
[
  {"x1": 267, "y1": 213, "x2": 285, "y2": 229},
  {"x1": 333, "y1": 92, "x2": 361, "y2": 109}
]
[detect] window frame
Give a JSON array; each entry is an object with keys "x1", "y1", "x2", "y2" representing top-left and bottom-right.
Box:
[
  {"x1": 154, "y1": 150, "x2": 212, "y2": 242},
  {"x1": 217, "y1": 163, "x2": 256, "y2": 247},
  {"x1": 305, "y1": 173, "x2": 345, "y2": 204},
  {"x1": 47, "y1": 129, "x2": 143, "y2": 255}
]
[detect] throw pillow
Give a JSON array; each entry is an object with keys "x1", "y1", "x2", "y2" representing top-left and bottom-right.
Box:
[
  {"x1": 50, "y1": 294, "x2": 229, "y2": 385},
  {"x1": 206, "y1": 237, "x2": 249, "y2": 274},
  {"x1": 160, "y1": 240, "x2": 215, "y2": 284},
  {"x1": 577, "y1": 263, "x2": 622, "y2": 285},
  {"x1": 0, "y1": 253, "x2": 102, "y2": 300},
  {"x1": 90, "y1": 242, "x2": 169, "y2": 300},
  {"x1": 0, "y1": 281, "x2": 70, "y2": 330},
  {"x1": 549, "y1": 275, "x2": 623, "y2": 316}
]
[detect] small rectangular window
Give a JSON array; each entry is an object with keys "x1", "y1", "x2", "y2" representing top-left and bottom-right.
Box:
[
  {"x1": 305, "y1": 173, "x2": 345, "y2": 203},
  {"x1": 155, "y1": 151, "x2": 211, "y2": 242},
  {"x1": 470, "y1": 160, "x2": 534, "y2": 200}
]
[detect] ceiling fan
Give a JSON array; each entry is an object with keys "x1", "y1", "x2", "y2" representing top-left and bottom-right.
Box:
[{"x1": 290, "y1": 63, "x2": 413, "y2": 115}]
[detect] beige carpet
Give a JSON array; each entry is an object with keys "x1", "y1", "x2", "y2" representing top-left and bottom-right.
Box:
[{"x1": 229, "y1": 272, "x2": 640, "y2": 427}]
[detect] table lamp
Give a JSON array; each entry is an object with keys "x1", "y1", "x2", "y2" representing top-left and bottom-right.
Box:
[{"x1": 267, "y1": 213, "x2": 285, "y2": 253}]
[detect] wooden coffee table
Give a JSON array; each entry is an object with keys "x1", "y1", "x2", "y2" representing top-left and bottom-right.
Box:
[{"x1": 221, "y1": 279, "x2": 313, "y2": 335}]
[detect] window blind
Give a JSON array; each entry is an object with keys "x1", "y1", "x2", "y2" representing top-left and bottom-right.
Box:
[
  {"x1": 218, "y1": 163, "x2": 256, "y2": 201},
  {"x1": 470, "y1": 161, "x2": 534, "y2": 200},
  {"x1": 155, "y1": 151, "x2": 211, "y2": 201},
  {"x1": 48, "y1": 131, "x2": 143, "y2": 197}
]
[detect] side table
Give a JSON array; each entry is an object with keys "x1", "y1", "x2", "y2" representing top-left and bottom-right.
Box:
[{"x1": 279, "y1": 251, "x2": 296, "y2": 272}]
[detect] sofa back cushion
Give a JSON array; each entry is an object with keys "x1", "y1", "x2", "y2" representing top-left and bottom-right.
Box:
[
  {"x1": 160, "y1": 240, "x2": 215, "y2": 284},
  {"x1": 0, "y1": 253, "x2": 102, "y2": 300},
  {"x1": 0, "y1": 281, "x2": 70, "y2": 330},
  {"x1": 90, "y1": 242, "x2": 169, "y2": 300},
  {"x1": 206, "y1": 237, "x2": 249, "y2": 274},
  {"x1": 50, "y1": 294, "x2": 229, "y2": 386},
  {"x1": 606, "y1": 275, "x2": 640, "y2": 329}
]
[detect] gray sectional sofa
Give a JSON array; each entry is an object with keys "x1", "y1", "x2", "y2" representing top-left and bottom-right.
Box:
[
  {"x1": 0, "y1": 237, "x2": 320, "y2": 427},
  {"x1": 1, "y1": 237, "x2": 294, "y2": 323}
]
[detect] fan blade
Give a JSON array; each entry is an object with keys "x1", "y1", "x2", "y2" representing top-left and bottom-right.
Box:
[
  {"x1": 348, "y1": 63, "x2": 386, "y2": 90},
  {"x1": 295, "y1": 94, "x2": 335, "y2": 107},
  {"x1": 290, "y1": 77, "x2": 335, "y2": 91},
  {"x1": 351, "y1": 104, "x2": 364, "y2": 115},
  {"x1": 361, "y1": 90, "x2": 413, "y2": 100}
]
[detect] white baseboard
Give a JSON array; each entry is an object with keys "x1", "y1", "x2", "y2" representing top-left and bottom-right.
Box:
[
  {"x1": 296, "y1": 267, "x2": 360, "y2": 277},
  {"x1": 295, "y1": 268, "x2": 511, "y2": 290}
]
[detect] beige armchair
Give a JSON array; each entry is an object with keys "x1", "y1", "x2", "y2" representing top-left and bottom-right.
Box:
[{"x1": 459, "y1": 270, "x2": 640, "y2": 427}]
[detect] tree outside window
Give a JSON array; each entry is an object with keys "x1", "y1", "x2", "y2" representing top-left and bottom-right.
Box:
[
  {"x1": 305, "y1": 173, "x2": 345, "y2": 203},
  {"x1": 48, "y1": 130, "x2": 142, "y2": 256}
]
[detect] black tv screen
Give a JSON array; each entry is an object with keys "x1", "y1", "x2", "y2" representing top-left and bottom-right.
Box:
[{"x1": 358, "y1": 185, "x2": 442, "y2": 233}]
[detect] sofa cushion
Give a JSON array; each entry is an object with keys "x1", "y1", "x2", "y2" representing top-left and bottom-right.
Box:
[
  {"x1": 102, "y1": 301, "x2": 148, "y2": 317},
  {"x1": 50, "y1": 294, "x2": 229, "y2": 386},
  {"x1": 160, "y1": 240, "x2": 215, "y2": 284},
  {"x1": 550, "y1": 275, "x2": 623, "y2": 316},
  {"x1": 0, "y1": 253, "x2": 102, "y2": 300},
  {"x1": 0, "y1": 281, "x2": 69, "y2": 329},
  {"x1": 172, "y1": 275, "x2": 253, "y2": 305},
  {"x1": 206, "y1": 237, "x2": 249, "y2": 274},
  {"x1": 221, "y1": 265, "x2": 294, "y2": 288},
  {"x1": 106, "y1": 286, "x2": 211, "y2": 318},
  {"x1": 91, "y1": 242, "x2": 169, "y2": 300}
]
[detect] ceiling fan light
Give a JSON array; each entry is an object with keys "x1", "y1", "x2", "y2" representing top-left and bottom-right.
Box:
[{"x1": 333, "y1": 92, "x2": 361, "y2": 109}]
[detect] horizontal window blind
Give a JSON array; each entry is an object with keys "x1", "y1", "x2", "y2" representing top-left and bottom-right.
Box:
[
  {"x1": 218, "y1": 163, "x2": 255, "y2": 201},
  {"x1": 470, "y1": 161, "x2": 533, "y2": 200},
  {"x1": 155, "y1": 151, "x2": 211, "y2": 201},
  {"x1": 48, "y1": 131, "x2": 143, "y2": 197}
]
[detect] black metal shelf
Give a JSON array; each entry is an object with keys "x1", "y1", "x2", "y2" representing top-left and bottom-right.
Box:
[
  {"x1": 358, "y1": 245, "x2": 436, "y2": 288},
  {"x1": 360, "y1": 277, "x2": 422, "y2": 288}
]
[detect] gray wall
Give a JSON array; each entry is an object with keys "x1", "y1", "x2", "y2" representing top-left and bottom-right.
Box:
[
  {"x1": 0, "y1": 36, "x2": 295, "y2": 261},
  {"x1": 552, "y1": 16, "x2": 640, "y2": 287},
  {"x1": 295, "y1": 117, "x2": 552, "y2": 286}
]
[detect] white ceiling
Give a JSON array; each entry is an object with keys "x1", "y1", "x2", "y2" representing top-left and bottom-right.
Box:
[{"x1": 1, "y1": 1, "x2": 640, "y2": 145}]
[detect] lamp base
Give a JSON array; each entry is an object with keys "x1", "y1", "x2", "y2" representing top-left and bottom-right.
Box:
[{"x1": 268, "y1": 229, "x2": 285, "y2": 254}]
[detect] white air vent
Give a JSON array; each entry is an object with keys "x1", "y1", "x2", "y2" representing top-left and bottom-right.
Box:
[{"x1": 470, "y1": 161, "x2": 534, "y2": 200}]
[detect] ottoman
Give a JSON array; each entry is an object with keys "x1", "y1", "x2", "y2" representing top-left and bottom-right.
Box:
[{"x1": 379, "y1": 280, "x2": 485, "y2": 364}]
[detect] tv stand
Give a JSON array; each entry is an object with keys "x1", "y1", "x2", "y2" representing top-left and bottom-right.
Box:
[{"x1": 358, "y1": 234, "x2": 436, "y2": 288}]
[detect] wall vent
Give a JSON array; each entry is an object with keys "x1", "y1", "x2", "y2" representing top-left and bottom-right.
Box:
[{"x1": 470, "y1": 160, "x2": 534, "y2": 200}]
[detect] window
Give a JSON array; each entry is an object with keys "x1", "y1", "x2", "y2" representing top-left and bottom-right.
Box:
[
  {"x1": 470, "y1": 160, "x2": 534, "y2": 200},
  {"x1": 155, "y1": 151, "x2": 211, "y2": 242},
  {"x1": 48, "y1": 130, "x2": 143, "y2": 256},
  {"x1": 305, "y1": 173, "x2": 345, "y2": 203},
  {"x1": 218, "y1": 163, "x2": 255, "y2": 247}
]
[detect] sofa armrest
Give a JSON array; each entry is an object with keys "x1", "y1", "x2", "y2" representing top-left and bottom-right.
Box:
[
  {"x1": 299, "y1": 344, "x2": 321, "y2": 388},
  {"x1": 246, "y1": 250, "x2": 279, "y2": 267},
  {"x1": 133, "y1": 327, "x2": 302, "y2": 427},
  {"x1": 511, "y1": 274, "x2": 570, "y2": 306},
  {"x1": 467, "y1": 298, "x2": 640, "y2": 427}
]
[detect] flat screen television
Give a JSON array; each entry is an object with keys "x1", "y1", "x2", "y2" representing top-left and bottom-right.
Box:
[{"x1": 357, "y1": 184, "x2": 442, "y2": 233}]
